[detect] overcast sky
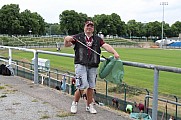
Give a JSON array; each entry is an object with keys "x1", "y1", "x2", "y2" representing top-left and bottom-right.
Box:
[{"x1": 1, "y1": 0, "x2": 180, "y2": 25}]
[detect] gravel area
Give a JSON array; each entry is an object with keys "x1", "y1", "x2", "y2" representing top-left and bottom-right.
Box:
[{"x1": 0, "y1": 75, "x2": 130, "y2": 120}]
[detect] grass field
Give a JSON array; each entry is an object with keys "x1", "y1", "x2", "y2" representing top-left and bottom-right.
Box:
[{"x1": 0, "y1": 47, "x2": 181, "y2": 98}]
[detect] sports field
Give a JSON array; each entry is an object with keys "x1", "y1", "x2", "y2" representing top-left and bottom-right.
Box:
[{"x1": 1, "y1": 47, "x2": 181, "y2": 97}]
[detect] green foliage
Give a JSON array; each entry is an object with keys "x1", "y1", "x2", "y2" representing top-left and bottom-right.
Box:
[
  {"x1": 0, "y1": 4, "x2": 45, "y2": 35},
  {"x1": 1, "y1": 3, "x2": 181, "y2": 38},
  {"x1": 0, "y1": 4, "x2": 21, "y2": 35},
  {"x1": 56, "y1": 111, "x2": 74, "y2": 117},
  {"x1": 40, "y1": 115, "x2": 50, "y2": 119},
  {"x1": 59, "y1": 10, "x2": 88, "y2": 35},
  {"x1": 0, "y1": 37, "x2": 9, "y2": 42},
  {"x1": 0, "y1": 86, "x2": 5, "y2": 89},
  {"x1": 0, "y1": 36, "x2": 64, "y2": 46},
  {"x1": 1, "y1": 4, "x2": 181, "y2": 37},
  {"x1": 171, "y1": 21, "x2": 181, "y2": 36},
  {"x1": 104, "y1": 38, "x2": 138, "y2": 45}
]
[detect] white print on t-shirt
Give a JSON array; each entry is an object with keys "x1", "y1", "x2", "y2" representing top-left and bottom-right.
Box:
[{"x1": 86, "y1": 41, "x2": 93, "y2": 47}]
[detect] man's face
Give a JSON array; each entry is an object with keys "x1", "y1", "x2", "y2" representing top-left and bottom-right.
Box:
[{"x1": 84, "y1": 24, "x2": 94, "y2": 34}]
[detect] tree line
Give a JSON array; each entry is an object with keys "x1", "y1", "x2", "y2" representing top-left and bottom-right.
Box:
[{"x1": 0, "y1": 4, "x2": 181, "y2": 40}]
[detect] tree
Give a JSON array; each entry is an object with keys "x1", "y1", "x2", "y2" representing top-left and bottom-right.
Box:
[
  {"x1": 171, "y1": 21, "x2": 181, "y2": 37},
  {"x1": 0, "y1": 4, "x2": 45, "y2": 35},
  {"x1": 164, "y1": 23, "x2": 172, "y2": 38},
  {"x1": 146, "y1": 21, "x2": 161, "y2": 40},
  {"x1": 20, "y1": 10, "x2": 45, "y2": 35},
  {"x1": 1, "y1": 4, "x2": 180, "y2": 38},
  {"x1": 109, "y1": 13, "x2": 126, "y2": 37},
  {"x1": 127, "y1": 20, "x2": 139, "y2": 39},
  {"x1": 93, "y1": 14, "x2": 110, "y2": 37},
  {"x1": 59, "y1": 10, "x2": 88, "y2": 35},
  {"x1": 47, "y1": 23, "x2": 62, "y2": 35},
  {"x1": 0, "y1": 4, "x2": 22, "y2": 35}
]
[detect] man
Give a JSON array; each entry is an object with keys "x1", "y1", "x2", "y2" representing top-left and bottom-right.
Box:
[{"x1": 64, "y1": 20, "x2": 119, "y2": 114}]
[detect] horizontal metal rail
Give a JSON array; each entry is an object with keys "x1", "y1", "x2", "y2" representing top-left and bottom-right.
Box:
[
  {"x1": 145, "y1": 95, "x2": 181, "y2": 106},
  {"x1": 123, "y1": 61, "x2": 181, "y2": 73}
]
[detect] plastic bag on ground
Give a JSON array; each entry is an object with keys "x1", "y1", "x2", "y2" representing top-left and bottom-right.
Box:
[{"x1": 130, "y1": 113, "x2": 152, "y2": 120}]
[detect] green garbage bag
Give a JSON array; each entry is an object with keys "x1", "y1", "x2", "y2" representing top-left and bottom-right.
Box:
[{"x1": 99, "y1": 56, "x2": 124, "y2": 84}]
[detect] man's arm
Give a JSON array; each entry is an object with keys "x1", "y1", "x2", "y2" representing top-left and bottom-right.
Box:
[
  {"x1": 64, "y1": 36, "x2": 75, "y2": 47},
  {"x1": 102, "y1": 43, "x2": 120, "y2": 59}
]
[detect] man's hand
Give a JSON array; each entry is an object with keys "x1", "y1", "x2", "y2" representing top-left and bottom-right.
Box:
[
  {"x1": 65, "y1": 36, "x2": 75, "y2": 42},
  {"x1": 114, "y1": 52, "x2": 119, "y2": 59},
  {"x1": 64, "y1": 36, "x2": 75, "y2": 47}
]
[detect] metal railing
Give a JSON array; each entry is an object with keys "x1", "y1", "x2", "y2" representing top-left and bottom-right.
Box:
[
  {"x1": 145, "y1": 95, "x2": 181, "y2": 120},
  {"x1": 0, "y1": 45, "x2": 181, "y2": 120}
]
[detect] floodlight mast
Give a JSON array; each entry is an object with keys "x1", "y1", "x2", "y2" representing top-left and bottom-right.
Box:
[{"x1": 160, "y1": 2, "x2": 168, "y2": 48}]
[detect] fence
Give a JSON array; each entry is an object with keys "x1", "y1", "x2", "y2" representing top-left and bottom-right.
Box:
[{"x1": 0, "y1": 45, "x2": 181, "y2": 120}]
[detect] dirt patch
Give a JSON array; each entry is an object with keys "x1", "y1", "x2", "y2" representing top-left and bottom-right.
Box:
[{"x1": 138, "y1": 42, "x2": 155, "y2": 48}]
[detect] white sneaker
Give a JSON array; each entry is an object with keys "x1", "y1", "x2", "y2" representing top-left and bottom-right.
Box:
[
  {"x1": 89, "y1": 103, "x2": 97, "y2": 114},
  {"x1": 71, "y1": 101, "x2": 78, "y2": 113}
]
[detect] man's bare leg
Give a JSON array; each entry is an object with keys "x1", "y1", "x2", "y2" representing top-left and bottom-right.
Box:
[
  {"x1": 86, "y1": 88, "x2": 93, "y2": 105},
  {"x1": 74, "y1": 89, "x2": 83, "y2": 102},
  {"x1": 86, "y1": 88, "x2": 97, "y2": 113}
]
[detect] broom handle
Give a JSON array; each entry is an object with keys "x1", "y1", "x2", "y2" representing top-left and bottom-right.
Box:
[{"x1": 73, "y1": 37, "x2": 108, "y2": 60}]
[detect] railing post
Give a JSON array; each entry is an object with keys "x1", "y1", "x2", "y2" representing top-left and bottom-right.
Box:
[
  {"x1": 145, "y1": 89, "x2": 150, "y2": 114},
  {"x1": 174, "y1": 96, "x2": 178, "y2": 120},
  {"x1": 124, "y1": 83, "x2": 127, "y2": 112},
  {"x1": 56, "y1": 69, "x2": 58, "y2": 86},
  {"x1": 67, "y1": 71, "x2": 70, "y2": 84},
  {"x1": 48, "y1": 70, "x2": 50, "y2": 87},
  {"x1": 17, "y1": 61, "x2": 19, "y2": 76},
  {"x1": 33, "y1": 51, "x2": 39, "y2": 84},
  {"x1": 104, "y1": 79, "x2": 108, "y2": 105},
  {"x1": 23, "y1": 61, "x2": 25, "y2": 78},
  {"x1": 105, "y1": 79, "x2": 108, "y2": 98},
  {"x1": 152, "y1": 67, "x2": 159, "y2": 120},
  {"x1": 8, "y1": 48, "x2": 12, "y2": 65},
  {"x1": 166, "y1": 100, "x2": 168, "y2": 120}
]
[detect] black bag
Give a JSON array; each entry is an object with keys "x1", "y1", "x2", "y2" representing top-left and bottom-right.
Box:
[
  {"x1": 0, "y1": 64, "x2": 12, "y2": 76},
  {"x1": 0, "y1": 64, "x2": 6, "y2": 75}
]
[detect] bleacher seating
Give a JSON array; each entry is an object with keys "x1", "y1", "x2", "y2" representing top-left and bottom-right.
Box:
[{"x1": 168, "y1": 42, "x2": 181, "y2": 47}]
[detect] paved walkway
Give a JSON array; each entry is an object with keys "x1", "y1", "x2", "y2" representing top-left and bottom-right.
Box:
[{"x1": 0, "y1": 75, "x2": 131, "y2": 120}]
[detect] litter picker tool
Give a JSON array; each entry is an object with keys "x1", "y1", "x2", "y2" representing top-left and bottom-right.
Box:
[{"x1": 73, "y1": 37, "x2": 108, "y2": 60}]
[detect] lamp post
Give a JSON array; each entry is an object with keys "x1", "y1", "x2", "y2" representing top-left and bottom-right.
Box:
[
  {"x1": 160, "y1": 2, "x2": 168, "y2": 48},
  {"x1": 107, "y1": 24, "x2": 110, "y2": 38},
  {"x1": 129, "y1": 31, "x2": 132, "y2": 40},
  {"x1": 143, "y1": 21, "x2": 147, "y2": 41},
  {"x1": 29, "y1": 29, "x2": 32, "y2": 36},
  {"x1": 49, "y1": 25, "x2": 52, "y2": 36}
]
